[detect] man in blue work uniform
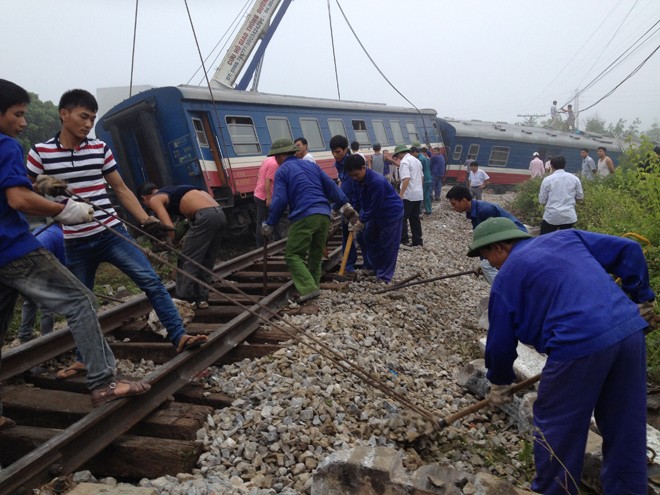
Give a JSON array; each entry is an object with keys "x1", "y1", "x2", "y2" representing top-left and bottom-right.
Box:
[
  {"x1": 430, "y1": 147, "x2": 446, "y2": 201},
  {"x1": 446, "y1": 185, "x2": 527, "y2": 284},
  {"x1": 262, "y1": 139, "x2": 356, "y2": 302},
  {"x1": 468, "y1": 217, "x2": 656, "y2": 495},
  {"x1": 343, "y1": 154, "x2": 403, "y2": 283},
  {"x1": 330, "y1": 135, "x2": 370, "y2": 274}
]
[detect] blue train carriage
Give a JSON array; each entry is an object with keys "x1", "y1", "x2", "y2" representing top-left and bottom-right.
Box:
[
  {"x1": 436, "y1": 118, "x2": 624, "y2": 186},
  {"x1": 95, "y1": 85, "x2": 442, "y2": 235}
]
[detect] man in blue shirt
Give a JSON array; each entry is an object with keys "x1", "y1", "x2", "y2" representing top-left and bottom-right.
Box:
[
  {"x1": 0, "y1": 79, "x2": 150, "y2": 417},
  {"x1": 468, "y1": 217, "x2": 656, "y2": 495},
  {"x1": 262, "y1": 139, "x2": 355, "y2": 302},
  {"x1": 430, "y1": 147, "x2": 446, "y2": 201},
  {"x1": 343, "y1": 154, "x2": 404, "y2": 283},
  {"x1": 446, "y1": 185, "x2": 526, "y2": 284}
]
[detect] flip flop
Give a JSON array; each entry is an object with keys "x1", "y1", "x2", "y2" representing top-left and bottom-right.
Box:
[
  {"x1": 176, "y1": 334, "x2": 208, "y2": 353},
  {"x1": 56, "y1": 361, "x2": 87, "y2": 379},
  {"x1": 91, "y1": 380, "x2": 151, "y2": 407},
  {"x1": 0, "y1": 416, "x2": 16, "y2": 430}
]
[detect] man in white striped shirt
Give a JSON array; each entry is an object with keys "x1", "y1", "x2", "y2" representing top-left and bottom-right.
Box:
[{"x1": 27, "y1": 90, "x2": 206, "y2": 371}]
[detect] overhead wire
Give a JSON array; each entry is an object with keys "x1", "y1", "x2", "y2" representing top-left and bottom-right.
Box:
[
  {"x1": 578, "y1": 42, "x2": 660, "y2": 113},
  {"x1": 186, "y1": 0, "x2": 253, "y2": 85},
  {"x1": 333, "y1": 0, "x2": 431, "y2": 143},
  {"x1": 129, "y1": 0, "x2": 140, "y2": 97},
  {"x1": 327, "y1": 0, "x2": 341, "y2": 99},
  {"x1": 575, "y1": 0, "x2": 640, "y2": 89}
]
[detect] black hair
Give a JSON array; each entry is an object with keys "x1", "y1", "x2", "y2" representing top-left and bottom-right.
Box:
[
  {"x1": 139, "y1": 182, "x2": 159, "y2": 197},
  {"x1": 294, "y1": 137, "x2": 308, "y2": 146},
  {"x1": 343, "y1": 153, "x2": 366, "y2": 172},
  {"x1": 350, "y1": 141, "x2": 360, "y2": 151},
  {"x1": 580, "y1": 148, "x2": 589, "y2": 153},
  {"x1": 470, "y1": 161, "x2": 479, "y2": 167},
  {"x1": 446, "y1": 184, "x2": 472, "y2": 201},
  {"x1": 59, "y1": 89, "x2": 98, "y2": 112},
  {"x1": 330, "y1": 135, "x2": 349, "y2": 150},
  {"x1": 373, "y1": 143, "x2": 381, "y2": 152},
  {"x1": 0, "y1": 79, "x2": 30, "y2": 114},
  {"x1": 552, "y1": 100, "x2": 557, "y2": 105},
  {"x1": 597, "y1": 146, "x2": 607, "y2": 153},
  {"x1": 410, "y1": 147, "x2": 419, "y2": 153},
  {"x1": 550, "y1": 156, "x2": 566, "y2": 169}
]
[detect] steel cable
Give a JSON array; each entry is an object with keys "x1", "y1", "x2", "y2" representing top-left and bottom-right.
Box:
[{"x1": 65, "y1": 192, "x2": 440, "y2": 426}]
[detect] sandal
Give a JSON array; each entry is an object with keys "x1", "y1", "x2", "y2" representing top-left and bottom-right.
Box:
[
  {"x1": 91, "y1": 380, "x2": 151, "y2": 407},
  {"x1": 56, "y1": 361, "x2": 87, "y2": 379},
  {"x1": 176, "y1": 334, "x2": 208, "y2": 354},
  {"x1": 0, "y1": 416, "x2": 16, "y2": 431}
]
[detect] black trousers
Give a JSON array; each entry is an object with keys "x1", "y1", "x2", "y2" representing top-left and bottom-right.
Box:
[
  {"x1": 401, "y1": 199, "x2": 423, "y2": 246},
  {"x1": 540, "y1": 219, "x2": 574, "y2": 235}
]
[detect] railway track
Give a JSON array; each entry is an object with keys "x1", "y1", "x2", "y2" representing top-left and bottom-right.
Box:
[{"x1": 0, "y1": 232, "x2": 346, "y2": 495}]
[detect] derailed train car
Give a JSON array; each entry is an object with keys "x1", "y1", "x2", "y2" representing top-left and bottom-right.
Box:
[
  {"x1": 436, "y1": 118, "x2": 625, "y2": 186},
  {"x1": 95, "y1": 85, "x2": 442, "y2": 235}
]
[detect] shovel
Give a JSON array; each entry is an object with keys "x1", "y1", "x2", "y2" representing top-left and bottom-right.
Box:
[
  {"x1": 437, "y1": 373, "x2": 541, "y2": 429},
  {"x1": 338, "y1": 230, "x2": 353, "y2": 276}
]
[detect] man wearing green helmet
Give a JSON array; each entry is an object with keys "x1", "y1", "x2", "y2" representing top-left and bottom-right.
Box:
[{"x1": 469, "y1": 217, "x2": 656, "y2": 494}]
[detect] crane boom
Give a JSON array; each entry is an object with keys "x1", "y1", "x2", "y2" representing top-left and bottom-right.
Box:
[{"x1": 212, "y1": 0, "x2": 291, "y2": 90}]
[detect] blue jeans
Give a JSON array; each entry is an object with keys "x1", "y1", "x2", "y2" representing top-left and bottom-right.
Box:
[
  {"x1": 17, "y1": 297, "x2": 54, "y2": 343},
  {"x1": 0, "y1": 248, "x2": 115, "y2": 398},
  {"x1": 65, "y1": 224, "x2": 185, "y2": 348},
  {"x1": 432, "y1": 176, "x2": 443, "y2": 200}
]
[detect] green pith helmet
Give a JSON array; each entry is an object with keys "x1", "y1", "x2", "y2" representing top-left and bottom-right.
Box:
[
  {"x1": 393, "y1": 144, "x2": 410, "y2": 156},
  {"x1": 412, "y1": 141, "x2": 422, "y2": 148},
  {"x1": 467, "y1": 217, "x2": 532, "y2": 257},
  {"x1": 267, "y1": 138, "x2": 300, "y2": 156}
]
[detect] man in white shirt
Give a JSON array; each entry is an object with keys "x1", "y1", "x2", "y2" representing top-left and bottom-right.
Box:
[
  {"x1": 468, "y1": 161, "x2": 489, "y2": 200},
  {"x1": 529, "y1": 152, "x2": 545, "y2": 178},
  {"x1": 294, "y1": 137, "x2": 316, "y2": 163},
  {"x1": 394, "y1": 144, "x2": 424, "y2": 246},
  {"x1": 539, "y1": 156, "x2": 584, "y2": 235},
  {"x1": 580, "y1": 148, "x2": 597, "y2": 180}
]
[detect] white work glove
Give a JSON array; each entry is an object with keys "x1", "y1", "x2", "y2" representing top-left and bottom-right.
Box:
[
  {"x1": 349, "y1": 220, "x2": 364, "y2": 234},
  {"x1": 638, "y1": 300, "x2": 657, "y2": 333},
  {"x1": 339, "y1": 203, "x2": 359, "y2": 224},
  {"x1": 35, "y1": 174, "x2": 69, "y2": 197},
  {"x1": 53, "y1": 199, "x2": 94, "y2": 225},
  {"x1": 261, "y1": 222, "x2": 274, "y2": 240},
  {"x1": 488, "y1": 383, "x2": 513, "y2": 406}
]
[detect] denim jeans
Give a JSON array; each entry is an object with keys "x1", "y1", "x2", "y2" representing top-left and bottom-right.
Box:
[
  {"x1": 17, "y1": 297, "x2": 54, "y2": 343},
  {"x1": 65, "y1": 224, "x2": 185, "y2": 347},
  {"x1": 0, "y1": 248, "x2": 115, "y2": 398},
  {"x1": 432, "y1": 176, "x2": 443, "y2": 200}
]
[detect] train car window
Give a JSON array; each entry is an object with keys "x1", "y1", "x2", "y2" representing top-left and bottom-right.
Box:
[
  {"x1": 372, "y1": 120, "x2": 389, "y2": 146},
  {"x1": 406, "y1": 121, "x2": 419, "y2": 143},
  {"x1": 191, "y1": 118, "x2": 209, "y2": 148},
  {"x1": 488, "y1": 146, "x2": 510, "y2": 167},
  {"x1": 452, "y1": 145, "x2": 463, "y2": 161},
  {"x1": 225, "y1": 116, "x2": 261, "y2": 155},
  {"x1": 352, "y1": 120, "x2": 371, "y2": 145},
  {"x1": 467, "y1": 144, "x2": 480, "y2": 160},
  {"x1": 328, "y1": 118, "x2": 347, "y2": 139},
  {"x1": 390, "y1": 120, "x2": 404, "y2": 144},
  {"x1": 299, "y1": 118, "x2": 324, "y2": 150},
  {"x1": 266, "y1": 117, "x2": 293, "y2": 142}
]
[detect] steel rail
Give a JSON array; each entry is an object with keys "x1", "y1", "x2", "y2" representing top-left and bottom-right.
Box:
[{"x1": 0, "y1": 283, "x2": 295, "y2": 495}]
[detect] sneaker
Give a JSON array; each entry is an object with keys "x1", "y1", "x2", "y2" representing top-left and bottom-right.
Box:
[{"x1": 196, "y1": 301, "x2": 209, "y2": 309}]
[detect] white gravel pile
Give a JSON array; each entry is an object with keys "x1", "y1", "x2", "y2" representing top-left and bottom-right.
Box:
[{"x1": 107, "y1": 193, "x2": 537, "y2": 494}]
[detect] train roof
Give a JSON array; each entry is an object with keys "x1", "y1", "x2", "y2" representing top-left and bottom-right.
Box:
[
  {"x1": 441, "y1": 118, "x2": 622, "y2": 151},
  {"x1": 172, "y1": 84, "x2": 437, "y2": 116}
]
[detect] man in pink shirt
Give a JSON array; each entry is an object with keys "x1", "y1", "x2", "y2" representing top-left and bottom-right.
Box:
[
  {"x1": 529, "y1": 152, "x2": 545, "y2": 179},
  {"x1": 254, "y1": 156, "x2": 282, "y2": 247}
]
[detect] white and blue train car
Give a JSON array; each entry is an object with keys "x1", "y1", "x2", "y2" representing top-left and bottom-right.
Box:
[
  {"x1": 95, "y1": 85, "x2": 442, "y2": 234},
  {"x1": 436, "y1": 118, "x2": 624, "y2": 186}
]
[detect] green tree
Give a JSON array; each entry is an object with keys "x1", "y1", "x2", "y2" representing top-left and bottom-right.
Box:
[
  {"x1": 645, "y1": 122, "x2": 660, "y2": 142},
  {"x1": 584, "y1": 115, "x2": 607, "y2": 135},
  {"x1": 607, "y1": 117, "x2": 641, "y2": 140},
  {"x1": 16, "y1": 93, "x2": 60, "y2": 155}
]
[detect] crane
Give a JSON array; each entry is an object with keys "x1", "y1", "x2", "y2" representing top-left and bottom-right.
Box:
[{"x1": 212, "y1": 0, "x2": 293, "y2": 91}]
